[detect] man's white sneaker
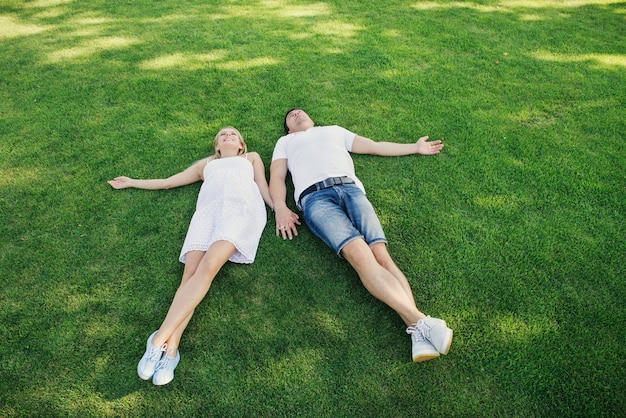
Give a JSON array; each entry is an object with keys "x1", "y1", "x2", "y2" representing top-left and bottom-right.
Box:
[
  {"x1": 406, "y1": 325, "x2": 440, "y2": 362},
  {"x1": 152, "y1": 350, "x2": 180, "y2": 386},
  {"x1": 137, "y1": 331, "x2": 166, "y2": 380},
  {"x1": 417, "y1": 316, "x2": 453, "y2": 355}
]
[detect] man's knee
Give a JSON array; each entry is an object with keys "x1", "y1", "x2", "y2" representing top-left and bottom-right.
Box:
[
  {"x1": 371, "y1": 242, "x2": 394, "y2": 267},
  {"x1": 341, "y1": 238, "x2": 377, "y2": 268}
]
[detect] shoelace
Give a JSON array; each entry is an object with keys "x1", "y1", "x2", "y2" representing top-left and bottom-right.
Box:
[
  {"x1": 406, "y1": 325, "x2": 426, "y2": 342},
  {"x1": 155, "y1": 355, "x2": 175, "y2": 372},
  {"x1": 149, "y1": 343, "x2": 167, "y2": 363},
  {"x1": 417, "y1": 319, "x2": 433, "y2": 339}
]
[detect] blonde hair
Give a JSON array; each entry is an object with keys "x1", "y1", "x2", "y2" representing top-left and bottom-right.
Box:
[{"x1": 212, "y1": 126, "x2": 247, "y2": 159}]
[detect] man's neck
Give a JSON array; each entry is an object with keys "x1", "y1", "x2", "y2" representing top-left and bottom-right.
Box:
[{"x1": 291, "y1": 124, "x2": 315, "y2": 134}]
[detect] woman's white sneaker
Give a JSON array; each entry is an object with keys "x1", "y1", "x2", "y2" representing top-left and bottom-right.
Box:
[
  {"x1": 152, "y1": 350, "x2": 180, "y2": 386},
  {"x1": 137, "y1": 331, "x2": 166, "y2": 380}
]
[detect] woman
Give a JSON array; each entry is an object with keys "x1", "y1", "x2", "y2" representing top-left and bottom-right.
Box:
[{"x1": 109, "y1": 127, "x2": 292, "y2": 385}]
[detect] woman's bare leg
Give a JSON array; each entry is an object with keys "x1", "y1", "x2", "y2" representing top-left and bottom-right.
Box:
[
  {"x1": 152, "y1": 241, "x2": 236, "y2": 349},
  {"x1": 157, "y1": 250, "x2": 204, "y2": 356}
]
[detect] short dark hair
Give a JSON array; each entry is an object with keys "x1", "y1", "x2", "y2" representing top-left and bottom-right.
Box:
[{"x1": 283, "y1": 107, "x2": 299, "y2": 135}]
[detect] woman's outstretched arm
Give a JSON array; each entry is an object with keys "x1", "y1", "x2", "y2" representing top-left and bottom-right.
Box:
[{"x1": 108, "y1": 159, "x2": 206, "y2": 190}]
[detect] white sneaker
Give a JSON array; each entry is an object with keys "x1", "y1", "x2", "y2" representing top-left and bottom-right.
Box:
[
  {"x1": 406, "y1": 325, "x2": 440, "y2": 362},
  {"x1": 152, "y1": 350, "x2": 180, "y2": 386},
  {"x1": 417, "y1": 316, "x2": 453, "y2": 355},
  {"x1": 137, "y1": 331, "x2": 166, "y2": 380}
]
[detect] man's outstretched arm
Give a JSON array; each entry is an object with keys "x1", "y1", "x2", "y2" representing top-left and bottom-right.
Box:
[{"x1": 351, "y1": 135, "x2": 444, "y2": 156}]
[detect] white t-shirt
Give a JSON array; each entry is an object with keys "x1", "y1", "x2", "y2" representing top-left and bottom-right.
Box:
[{"x1": 272, "y1": 125, "x2": 366, "y2": 207}]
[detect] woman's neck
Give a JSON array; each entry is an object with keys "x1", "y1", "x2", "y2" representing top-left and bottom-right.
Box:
[{"x1": 218, "y1": 148, "x2": 242, "y2": 158}]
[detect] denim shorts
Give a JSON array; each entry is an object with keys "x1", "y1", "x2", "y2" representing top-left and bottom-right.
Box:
[{"x1": 300, "y1": 183, "x2": 387, "y2": 255}]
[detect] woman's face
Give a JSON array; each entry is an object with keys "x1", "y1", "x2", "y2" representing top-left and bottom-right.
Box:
[{"x1": 215, "y1": 127, "x2": 244, "y2": 154}]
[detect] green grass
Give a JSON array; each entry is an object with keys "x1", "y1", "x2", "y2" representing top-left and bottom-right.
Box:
[{"x1": 1, "y1": 0, "x2": 625, "y2": 416}]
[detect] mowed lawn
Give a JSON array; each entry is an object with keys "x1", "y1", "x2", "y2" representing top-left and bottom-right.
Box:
[{"x1": 1, "y1": 0, "x2": 624, "y2": 416}]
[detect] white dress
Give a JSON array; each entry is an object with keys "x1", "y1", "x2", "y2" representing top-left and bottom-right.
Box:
[{"x1": 179, "y1": 154, "x2": 267, "y2": 264}]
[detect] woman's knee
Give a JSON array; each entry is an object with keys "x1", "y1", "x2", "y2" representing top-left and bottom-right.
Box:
[
  {"x1": 181, "y1": 250, "x2": 205, "y2": 283},
  {"x1": 197, "y1": 241, "x2": 235, "y2": 276}
]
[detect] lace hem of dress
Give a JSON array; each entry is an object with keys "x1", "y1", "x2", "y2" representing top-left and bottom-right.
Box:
[{"x1": 179, "y1": 240, "x2": 254, "y2": 264}]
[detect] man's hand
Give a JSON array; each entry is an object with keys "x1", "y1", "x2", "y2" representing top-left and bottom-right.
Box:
[
  {"x1": 415, "y1": 136, "x2": 444, "y2": 155},
  {"x1": 275, "y1": 207, "x2": 301, "y2": 240}
]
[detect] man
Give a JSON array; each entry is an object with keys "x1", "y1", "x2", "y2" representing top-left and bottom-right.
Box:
[{"x1": 269, "y1": 108, "x2": 453, "y2": 362}]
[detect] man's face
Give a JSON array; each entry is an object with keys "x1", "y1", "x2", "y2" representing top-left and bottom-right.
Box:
[{"x1": 285, "y1": 109, "x2": 314, "y2": 133}]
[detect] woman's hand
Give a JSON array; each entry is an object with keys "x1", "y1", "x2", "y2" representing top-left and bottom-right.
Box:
[{"x1": 107, "y1": 176, "x2": 133, "y2": 189}]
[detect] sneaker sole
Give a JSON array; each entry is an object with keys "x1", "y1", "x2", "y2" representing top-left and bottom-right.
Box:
[
  {"x1": 153, "y1": 375, "x2": 174, "y2": 386},
  {"x1": 413, "y1": 352, "x2": 440, "y2": 362},
  {"x1": 152, "y1": 377, "x2": 174, "y2": 386}
]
